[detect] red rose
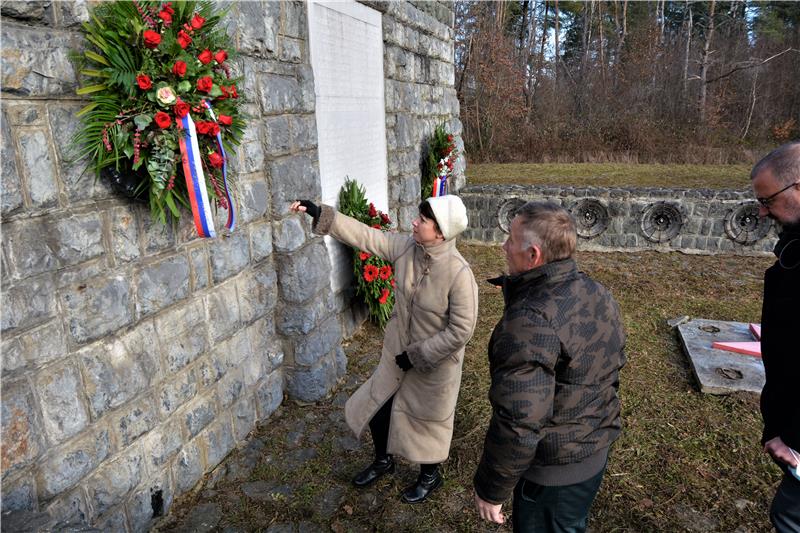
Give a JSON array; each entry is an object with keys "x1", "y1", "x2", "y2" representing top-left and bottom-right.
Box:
[
  {"x1": 229, "y1": 85, "x2": 238, "y2": 98},
  {"x1": 371, "y1": 224, "x2": 381, "y2": 229},
  {"x1": 447, "y1": 134, "x2": 454, "y2": 142},
  {"x1": 209, "y1": 122, "x2": 220, "y2": 136},
  {"x1": 195, "y1": 121, "x2": 211, "y2": 135},
  {"x1": 379, "y1": 265, "x2": 393, "y2": 281},
  {"x1": 214, "y1": 50, "x2": 228, "y2": 64},
  {"x1": 390, "y1": 279, "x2": 396, "y2": 288},
  {"x1": 363, "y1": 265, "x2": 379, "y2": 283},
  {"x1": 380, "y1": 213, "x2": 391, "y2": 225},
  {"x1": 196, "y1": 76, "x2": 213, "y2": 93},
  {"x1": 159, "y1": 10, "x2": 172, "y2": 25},
  {"x1": 163, "y1": 2, "x2": 174, "y2": 15},
  {"x1": 198, "y1": 49, "x2": 212, "y2": 65},
  {"x1": 219, "y1": 86, "x2": 229, "y2": 100},
  {"x1": 172, "y1": 61, "x2": 187, "y2": 77},
  {"x1": 368, "y1": 203, "x2": 377, "y2": 217},
  {"x1": 136, "y1": 74, "x2": 152, "y2": 90},
  {"x1": 177, "y1": 30, "x2": 192, "y2": 49},
  {"x1": 218, "y1": 114, "x2": 233, "y2": 126},
  {"x1": 174, "y1": 101, "x2": 190, "y2": 119},
  {"x1": 191, "y1": 14, "x2": 206, "y2": 30},
  {"x1": 143, "y1": 30, "x2": 161, "y2": 49},
  {"x1": 378, "y1": 288, "x2": 390, "y2": 305},
  {"x1": 154, "y1": 111, "x2": 171, "y2": 129},
  {"x1": 208, "y1": 151, "x2": 224, "y2": 168},
  {"x1": 359, "y1": 251, "x2": 371, "y2": 261}
]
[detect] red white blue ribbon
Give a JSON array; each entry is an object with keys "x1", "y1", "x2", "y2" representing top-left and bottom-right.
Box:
[
  {"x1": 202, "y1": 100, "x2": 236, "y2": 232},
  {"x1": 431, "y1": 174, "x2": 448, "y2": 197},
  {"x1": 178, "y1": 111, "x2": 216, "y2": 238}
]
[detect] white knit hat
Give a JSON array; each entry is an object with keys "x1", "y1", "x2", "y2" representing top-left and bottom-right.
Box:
[{"x1": 426, "y1": 195, "x2": 468, "y2": 241}]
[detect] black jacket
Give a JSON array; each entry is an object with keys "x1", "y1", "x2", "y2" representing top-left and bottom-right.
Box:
[
  {"x1": 473, "y1": 259, "x2": 626, "y2": 504},
  {"x1": 760, "y1": 227, "x2": 800, "y2": 454}
]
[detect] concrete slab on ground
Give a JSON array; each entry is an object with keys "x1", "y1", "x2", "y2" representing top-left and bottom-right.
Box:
[{"x1": 677, "y1": 318, "x2": 764, "y2": 395}]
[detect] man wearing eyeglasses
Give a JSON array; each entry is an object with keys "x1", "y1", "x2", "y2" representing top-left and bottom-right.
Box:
[{"x1": 750, "y1": 141, "x2": 800, "y2": 533}]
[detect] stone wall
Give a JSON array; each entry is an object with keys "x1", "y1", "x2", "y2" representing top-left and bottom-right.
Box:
[
  {"x1": 461, "y1": 184, "x2": 777, "y2": 255},
  {"x1": 0, "y1": 1, "x2": 462, "y2": 531}
]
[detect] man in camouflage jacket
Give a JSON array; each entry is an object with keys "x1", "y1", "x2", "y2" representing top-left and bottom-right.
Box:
[{"x1": 473, "y1": 201, "x2": 626, "y2": 532}]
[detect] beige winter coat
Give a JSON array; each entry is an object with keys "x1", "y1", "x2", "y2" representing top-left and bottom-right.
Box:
[{"x1": 314, "y1": 205, "x2": 479, "y2": 463}]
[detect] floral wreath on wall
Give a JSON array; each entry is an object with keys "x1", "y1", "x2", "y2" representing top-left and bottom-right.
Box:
[
  {"x1": 422, "y1": 123, "x2": 458, "y2": 200},
  {"x1": 71, "y1": 0, "x2": 245, "y2": 238}
]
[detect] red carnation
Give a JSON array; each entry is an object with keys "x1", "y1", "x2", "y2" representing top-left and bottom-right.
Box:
[
  {"x1": 371, "y1": 224, "x2": 381, "y2": 229},
  {"x1": 368, "y1": 203, "x2": 377, "y2": 217},
  {"x1": 163, "y1": 2, "x2": 174, "y2": 15},
  {"x1": 214, "y1": 50, "x2": 228, "y2": 64},
  {"x1": 136, "y1": 74, "x2": 152, "y2": 90},
  {"x1": 380, "y1": 213, "x2": 391, "y2": 225},
  {"x1": 218, "y1": 114, "x2": 233, "y2": 126},
  {"x1": 172, "y1": 60, "x2": 187, "y2": 77},
  {"x1": 174, "y1": 101, "x2": 190, "y2": 119},
  {"x1": 228, "y1": 85, "x2": 238, "y2": 98},
  {"x1": 143, "y1": 30, "x2": 161, "y2": 49},
  {"x1": 378, "y1": 288, "x2": 390, "y2": 305},
  {"x1": 447, "y1": 134, "x2": 454, "y2": 142},
  {"x1": 196, "y1": 76, "x2": 213, "y2": 93},
  {"x1": 198, "y1": 49, "x2": 212, "y2": 65},
  {"x1": 359, "y1": 251, "x2": 371, "y2": 261},
  {"x1": 363, "y1": 264, "x2": 379, "y2": 283},
  {"x1": 379, "y1": 265, "x2": 393, "y2": 281},
  {"x1": 208, "y1": 151, "x2": 224, "y2": 168},
  {"x1": 177, "y1": 30, "x2": 192, "y2": 49},
  {"x1": 195, "y1": 121, "x2": 211, "y2": 135},
  {"x1": 219, "y1": 86, "x2": 229, "y2": 100},
  {"x1": 159, "y1": 9, "x2": 172, "y2": 25},
  {"x1": 191, "y1": 13, "x2": 206, "y2": 30},
  {"x1": 154, "y1": 111, "x2": 171, "y2": 129}
]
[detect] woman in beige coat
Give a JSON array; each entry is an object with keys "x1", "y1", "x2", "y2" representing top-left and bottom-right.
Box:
[{"x1": 290, "y1": 195, "x2": 478, "y2": 503}]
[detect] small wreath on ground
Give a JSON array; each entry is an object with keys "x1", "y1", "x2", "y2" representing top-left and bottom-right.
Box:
[{"x1": 71, "y1": 0, "x2": 245, "y2": 237}]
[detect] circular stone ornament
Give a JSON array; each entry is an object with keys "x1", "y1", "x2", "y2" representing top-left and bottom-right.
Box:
[
  {"x1": 497, "y1": 198, "x2": 528, "y2": 233},
  {"x1": 724, "y1": 201, "x2": 771, "y2": 244},
  {"x1": 640, "y1": 202, "x2": 684, "y2": 243},
  {"x1": 570, "y1": 198, "x2": 610, "y2": 238}
]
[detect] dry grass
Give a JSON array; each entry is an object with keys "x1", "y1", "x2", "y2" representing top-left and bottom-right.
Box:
[
  {"x1": 466, "y1": 163, "x2": 752, "y2": 190},
  {"x1": 159, "y1": 245, "x2": 780, "y2": 533}
]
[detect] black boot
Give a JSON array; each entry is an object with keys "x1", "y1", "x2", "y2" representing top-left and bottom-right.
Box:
[
  {"x1": 401, "y1": 468, "x2": 442, "y2": 503},
  {"x1": 352, "y1": 455, "x2": 395, "y2": 487}
]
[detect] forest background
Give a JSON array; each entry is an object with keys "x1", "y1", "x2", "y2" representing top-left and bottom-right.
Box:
[{"x1": 455, "y1": 0, "x2": 800, "y2": 164}]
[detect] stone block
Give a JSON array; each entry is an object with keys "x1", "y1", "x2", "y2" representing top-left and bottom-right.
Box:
[
  {"x1": 1, "y1": 110, "x2": 22, "y2": 216},
  {"x1": 140, "y1": 423, "x2": 183, "y2": 475},
  {"x1": 293, "y1": 315, "x2": 342, "y2": 366},
  {"x1": 135, "y1": 254, "x2": 191, "y2": 318},
  {"x1": 209, "y1": 232, "x2": 250, "y2": 283},
  {"x1": 158, "y1": 366, "x2": 198, "y2": 417},
  {"x1": 282, "y1": 0, "x2": 306, "y2": 38},
  {"x1": 79, "y1": 338, "x2": 149, "y2": 420},
  {"x1": 206, "y1": 284, "x2": 241, "y2": 342},
  {"x1": 85, "y1": 447, "x2": 143, "y2": 520},
  {"x1": 190, "y1": 246, "x2": 210, "y2": 291},
  {"x1": 237, "y1": 176, "x2": 269, "y2": 225},
  {"x1": 127, "y1": 470, "x2": 173, "y2": 532},
  {"x1": 17, "y1": 128, "x2": 59, "y2": 208},
  {"x1": 121, "y1": 319, "x2": 162, "y2": 385},
  {"x1": 285, "y1": 351, "x2": 337, "y2": 403},
  {"x1": 110, "y1": 396, "x2": 158, "y2": 448},
  {"x1": 273, "y1": 216, "x2": 306, "y2": 253},
  {"x1": 61, "y1": 275, "x2": 132, "y2": 345},
  {"x1": 4, "y1": 218, "x2": 59, "y2": 277},
  {"x1": 277, "y1": 242, "x2": 331, "y2": 304},
  {"x1": 250, "y1": 220, "x2": 274, "y2": 262},
  {"x1": 217, "y1": 367, "x2": 244, "y2": 408},
  {"x1": 1, "y1": 379, "x2": 44, "y2": 475},
  {"x1": 232, "y1": 395, "x2": 256, "y2": 441},
  {"x1": 140, "y1": 209, "x2": 176, "y2": 254},
  {"x1": 263, "y1": 115, "x2": 291, "y2": 155},
  {"x1": 173, "y1": 439, "x2": 204, "y2": 494},
  {"x1": 259, "y1": 74, "x2": 302, "y2": 114},
  {"x1": 200, "y1": 418, "x2": 235, "y2": 468},
  {"x1": 93, "y1": 507, "x2": 128, "y2": 532},
  {"x1": 1, "y1": 474, "x2": 36, "y2": 512},
  {"x1": 269, "y1": 153, "x2": 320, "y2": 215},
  {"x1": 35, "y1": 362, "x2": 89, "y2": 443},
  {"x1": 54, "y1": 212, "x2": 105, "y2": 266},
  {"x1": 232, "y1": 115, "x2": 265, "y2": 174},
  {"x1": 236, "y1": 0, "x2": 277, "y2": 56},
  {"x1": 155, "y1": 300, "x2": 208, "y2": 373},
  {"x1": 290, "y1": 114, "x2": 317, "y2": 151},
  {"x1": 237, "y1": 262, "x2": 278, "y2": 324},
  {"x1": 2, "y1": 320, "x2": 66, "y2": 375},
  {"x1": 109, "y1": 207, "x2": 140, "y2": 263},
  {"x1": 182, "y1": 394, "x2": 217, "y2": 438},
  {"x1": 276, "y1": 298, "x2": 330, "y2": 336},
  {"x1": 45, "y1": 485, "x2": 89, "y2": 526},
  {"x1": 38, "y1": 428, "x2": 111, "y2": 498},
  {"x1": 58, "y1": 1, "x2": 91, "y2": 27},
  {"x1": 255, "y1": 370, "x2": 284, "y2": 420}
]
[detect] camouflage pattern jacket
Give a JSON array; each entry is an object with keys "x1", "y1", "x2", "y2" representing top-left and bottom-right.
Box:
[{"x1": 473, "y1": 258, "x2": 626, "y2": 504}]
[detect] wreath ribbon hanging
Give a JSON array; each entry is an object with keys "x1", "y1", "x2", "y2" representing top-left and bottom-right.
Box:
[
  {"x1": 178, "y1": 111, "x2": 216, "y2": 238},
  {"x1": 203, "y1": 100, "x2": 236, "y2": 232}
]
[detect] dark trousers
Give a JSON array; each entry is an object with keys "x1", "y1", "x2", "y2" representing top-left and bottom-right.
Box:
[
  {"x1": 368, "y1": 395, "x2": 438, "y2": 475},
  {"x1": 511, "y1": 466, "x2": 606, "y2": 533},
  {"x1": 771, "y1": 472, "x2": 800, "y2": 533}
]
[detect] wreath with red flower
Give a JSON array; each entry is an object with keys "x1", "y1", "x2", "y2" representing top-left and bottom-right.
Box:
[
  {"x1": 70, "y1": 0, "x2": 244, "y2": 229},
  {"x1": 422, "y1": 123, "x2": 458, "y2": 199}
]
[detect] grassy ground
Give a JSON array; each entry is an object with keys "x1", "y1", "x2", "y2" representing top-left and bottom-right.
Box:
[
  {"x1": 159, "y1": 244, "x2": 780, "y2": 533},
  {"x1": 466, "y1": 163, "x2": 752, "y2": 189}
]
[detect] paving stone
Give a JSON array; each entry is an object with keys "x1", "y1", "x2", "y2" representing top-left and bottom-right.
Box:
[
  {"x1": 241, "y1": 481, "x2": 293, "y2": 503},
  {"x1": 316, "y1": 486, "x2": 345, "y2": 520},
  {"x1": 336, "y1": 434, "x2": 361, "y2": 453}
]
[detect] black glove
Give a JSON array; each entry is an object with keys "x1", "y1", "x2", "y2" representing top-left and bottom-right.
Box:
[
  {"x1": 297, "y1": 199, "x2": 321, "y2": 221},
  {"x1": 395, "y1": 352, "x2": 413, "y2": 371}
]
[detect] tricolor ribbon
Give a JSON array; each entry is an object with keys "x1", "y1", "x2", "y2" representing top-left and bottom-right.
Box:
[
  {"x1": 431, "y1": 174, "x2": 448, "y2": 197},
  {"x1": 178, "y1": 110, "x2": 216, "y2": 238},
  {"x1": 202, "y1": 100, "x2": 236, "y2": 232}
]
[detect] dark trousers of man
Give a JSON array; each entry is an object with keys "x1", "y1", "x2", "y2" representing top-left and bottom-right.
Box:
[
  {"x1": 771, "y1": 472, "x2": 800, "y2": 533},
  {"x1": 511, "y1": 466, "x2": 605, "y2": 533},
  {"x1": 368, "y1": 395, "x2": 439, "y2": 476}
]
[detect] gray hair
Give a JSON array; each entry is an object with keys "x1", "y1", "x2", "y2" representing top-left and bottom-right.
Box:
[
  {"x1": 751, "y1": 141, "x2": 800, "y2": 186},
  {"x1": 514, "y1": 201, "x2": 577, "y2": 264}
]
